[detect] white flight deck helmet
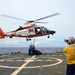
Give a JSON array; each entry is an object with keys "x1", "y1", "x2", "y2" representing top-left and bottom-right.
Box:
[{"x1": 65, "y1": 36, "x2": 75, "y2": 44}]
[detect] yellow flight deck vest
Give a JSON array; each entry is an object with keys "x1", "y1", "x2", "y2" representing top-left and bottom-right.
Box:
[{"x1": 63, "y1": 44, "x2": 75, "y2": 64}]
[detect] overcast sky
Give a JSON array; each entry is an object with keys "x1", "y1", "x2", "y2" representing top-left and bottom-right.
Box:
[{"x1": 0, "y1": 0, "x2": 75, "y2": 47}]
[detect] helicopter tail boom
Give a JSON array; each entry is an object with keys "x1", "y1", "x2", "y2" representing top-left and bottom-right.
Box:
[{"x1": 0, "y1": 28, "x2": 5, "y2": 39}]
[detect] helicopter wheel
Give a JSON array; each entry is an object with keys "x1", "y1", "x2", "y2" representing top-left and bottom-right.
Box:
[
  {"x1": 26, "y1": 38, "x2": 31, "y2": 41},
  {"x1": 29, "y1": 38, "x2": 31, "y2": 41},
  {"x1": 26, "y1": 38, "x2": 28, "y2": 41},
  {"x1": 47, "y1": 35, "x2": 50, "y2": 38}
]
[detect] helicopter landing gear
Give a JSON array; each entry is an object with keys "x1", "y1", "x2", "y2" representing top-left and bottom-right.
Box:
[
  {"x1": 29, "y1": 38, "x2": 31, "y2": 41},
  {"x1": 47, "y1": 35, "x2": 50, "y2": 38},
  {"x1": 26, "y1": 38, "x2": 31, "y2": 41}
]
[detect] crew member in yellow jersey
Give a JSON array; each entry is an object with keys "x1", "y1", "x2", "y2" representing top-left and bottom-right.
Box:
[{"x1": 57, "y1": 36, "x2": 75, "y2": 75}]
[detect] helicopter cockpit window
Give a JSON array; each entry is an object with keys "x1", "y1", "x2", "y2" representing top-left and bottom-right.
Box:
[
  {"x1": 41, "y1": 27, "x2": 46, "y2": 34},
  {"x1": 35, "y1": 27, "x2": 41, "y2": 34},
  {"x1": 15, "y1": 26, "x2": 22, "y2": 31}
]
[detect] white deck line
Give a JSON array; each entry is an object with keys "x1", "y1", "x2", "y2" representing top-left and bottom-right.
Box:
[{"x1": 11, "y1": 55, "x2": 36, "y2": 75}]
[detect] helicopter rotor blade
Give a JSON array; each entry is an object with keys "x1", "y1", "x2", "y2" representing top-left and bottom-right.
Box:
[
  {"x1": 24, "y1": 13, "x2": 60, "y2": 24},
  {"x1": 0, "y1": 13, "x2": 60, "y2": 25},
  {"x1": 0, "y1": 14, "x2": 26, "y2": 21},
  {"x1": 35, "y1": 22, "x2": 48, "y2": 23},
  {"x1": 34, "y1": 13, "x2": 60, "y2": 22},
  {"x1": 24, "y1": 21, "x2": 48, "y2": 25}
]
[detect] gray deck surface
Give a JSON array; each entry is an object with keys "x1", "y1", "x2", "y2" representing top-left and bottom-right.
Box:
[{"x1": 0, "y1": 52, "x2": 66, "y2": 75}]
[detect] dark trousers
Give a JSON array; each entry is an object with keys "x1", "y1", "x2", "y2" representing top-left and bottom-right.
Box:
[
  {"x1": 28, "y1": 50, "x2": 31, "y2": 55},
  {"x1": 66, "y1": 64, "x2": 75, "y2": 75}
]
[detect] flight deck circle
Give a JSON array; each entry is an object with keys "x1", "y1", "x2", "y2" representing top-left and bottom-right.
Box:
[{"x1": 0, "y1": 54, "x2": 63, "y2": 69}]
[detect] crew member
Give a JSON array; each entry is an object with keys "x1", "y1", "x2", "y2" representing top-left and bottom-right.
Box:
[
  {"x1": 28, "y1": 45, "x2": 33, "y2": 55},
  {"x1": 57, "y1": 36, "x2": 75, "y2": 75}
]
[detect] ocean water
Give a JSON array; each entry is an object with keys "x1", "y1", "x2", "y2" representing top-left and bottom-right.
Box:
[{"x1": 0, "y1": 47, "x2": 64, "y2": 54}]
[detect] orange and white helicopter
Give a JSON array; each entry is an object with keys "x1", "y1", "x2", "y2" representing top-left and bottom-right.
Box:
[{"x1": 0, "y1": 13, "x2": 59, "y2": 41}]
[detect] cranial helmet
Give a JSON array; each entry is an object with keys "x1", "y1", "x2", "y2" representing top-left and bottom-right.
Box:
[{"x1": 68, "y1": 36, "x2": 75, "y2": 44}]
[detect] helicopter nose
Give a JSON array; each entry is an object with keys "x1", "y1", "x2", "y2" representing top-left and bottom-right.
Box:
[{"x1": 49, "y1": 30, "x2": 56, "y2": 35}]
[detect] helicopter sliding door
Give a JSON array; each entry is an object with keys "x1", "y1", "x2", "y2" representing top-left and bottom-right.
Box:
[
  {"x1": 35, "y1": 27, "x2": 47, "y2": 34},
  {"x1": 35, "y1": 27, "x2": 42, "y2": 34}
]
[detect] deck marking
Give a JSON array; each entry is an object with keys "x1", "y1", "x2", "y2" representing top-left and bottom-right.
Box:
[
  {"x1": 0, "y1": 56, "x2": 63, "y2": 69},
  {"x1": 11, "y1": 55, "x2": 36, "y2": 75}
]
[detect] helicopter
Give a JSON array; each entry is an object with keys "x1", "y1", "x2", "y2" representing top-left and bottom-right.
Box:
[{"x1": 0, "y1": 13, "x2": 59, "y2": 41}]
